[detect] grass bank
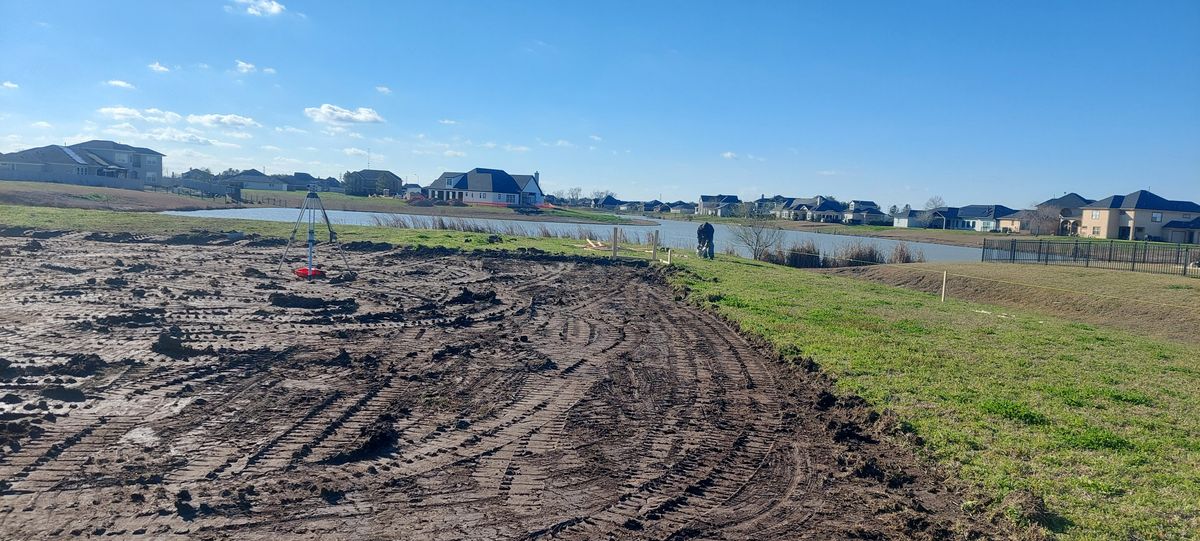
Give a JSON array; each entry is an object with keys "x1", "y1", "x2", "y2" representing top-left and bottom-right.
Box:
[
  {"x1": 649, "y1": 211, "x2": 1003, "y2": 248},
  {"x1": 1, "y1": 203, "x2": 1196, "y2": 539}
]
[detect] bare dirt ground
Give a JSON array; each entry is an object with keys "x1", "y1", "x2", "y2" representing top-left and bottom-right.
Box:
[{"x1": 0, "y1": 232, "x2": 995, "y2": 540}]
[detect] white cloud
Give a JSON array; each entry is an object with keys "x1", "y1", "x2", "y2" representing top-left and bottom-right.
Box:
[
  {"x1": 234, "y1": 0, "x2": 285, "y2": 16},
  {"x1": 816, "y1": 170, "x2": 845, "y2": 176},
  {"x1": 746, "y1": 154, "x2": 765, "y2": 162},
  {"x1": 262, "y1": 67, "x2": 277, "y2": 74},
  {"x1": 375, "y1": 86, "x2": 391, "y2": 95},
  {"x1": 197, "y1": 63, "x2": 211, "y2": 69},
  {"x1": 104, "y1": 123, "x2": 239, "y2": 148},
  {"x1": 187, "y1": 113, "x2": 261, "y2": 128},
  {"x1": 438, "y1": 119, "x2": 457, "y2": 125},
  {"x1": 480, "y1": 141, "x2": 497, "y2": 149},
  {"x1": 222, "y1": 131, "x2": 254, "y2": 139},
  {"x1": 148, "y1": 62, "x2": 169, "y2": 73},
  {"x1": 260, "y1": 145, "x2": 282, "y2": 151},
  {"x1": 235, "y1": 60, "x2": 256, "y2": 73},
  {"x1": 304, "y1": 104, "x2": 385, "y2": 124},
  {"x1": 347, "y1": 132, "x2": 363, "y2": 139},
  {"x1": 554, "y1": 139, "x2": 574, "y2": 147},
  {"x1": 1, "y1": 81, "x2": 17, "y2": 89},
  {"x1": 275, "y1": 125, "x2": 307, "y2": 134},
  {"x1": 97, "y1": 106, "x2": 181, "y2": 124},
  {"x1": 30, "y1": 121, "x2": 53, "y2": 129},
  {"x1": 105, "y1": 80, "x2": 136, "y2": 89},
  {"x1": 589, "y1": 135, "x2": 602, "y2": 141},
  {"x1": 504, "y1": 144, "x2": 530, "y2": 153},
  {"x1": 444, "y1": 150, "x2": 466, "y2": 158},
  {"x1": 343, "y1": 147, "x2": 368, "y2": 157},
  {"x1": 721, "y1": 151, "x2": 737, "y2": 159}
]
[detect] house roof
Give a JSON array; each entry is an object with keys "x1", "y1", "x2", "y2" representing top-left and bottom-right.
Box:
[
  {"x1": 349, "y1": 169, "x2": 401, "y2": 182},
  {"x1": 235, "y1": 168, "x2": 267, "y2": 178},
  {"x1": 700, "y1": 194, "x2": 740, "y2": 204},
  {"x1": 511, "y1": 174, "x2": 541, "y2": 193},
  {"x1": 1038, "y1": 192, "x2": 1093, "y2": 209},
  {"x1": 425, "y1": 168, "x2": 523, "y2": 194},
  {"x1": 956, "y1": 205, "x2": 1017, "y2": 219},
  {"x1": 669, "y1": 202, "x2": 696, "y2": 209},
  {"x1": 0, "y1": 144, "x2": 133, "y2": 170},
  {"x1": 70, "y1": 139, "x2": 164, "y2": 156},
  {"x1": 1083, "y1": 190, "x2": 1200, "y2": 213},
  {"x1": 849, "y1": 200, "x2": 878, "y2": 207},
  {"x1": 999, "y1": 209, "x2": 1040, "y2": 221},
  {"x1": 1163, "y1": 217, "x2": 1200, "y2": 230},
  {"x1": 595, "y1": 194, "x2": 623, "y2": 206}
]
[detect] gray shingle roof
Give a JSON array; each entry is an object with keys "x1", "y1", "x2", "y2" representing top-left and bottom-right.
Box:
[
  {"x1": 425, "y1": 168, "x2": 524, "y2": 194},
  {"x1": 70, "y1": 139, "x2": 165, "y2": 156},
  {"x1": 1084, "y1": 190, "x2": 1200, "y2": 212},
  {"x1": 1038, "y1": 192, "x2": 1093, "y2": 209},
  {"x1": 1163, "y1": 217, "x2": 1200, "y2": 230}
]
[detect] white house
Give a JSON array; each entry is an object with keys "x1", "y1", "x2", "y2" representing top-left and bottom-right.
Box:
[{"x1": 425, "y1": 168, "x2": 544, "y2": 206}]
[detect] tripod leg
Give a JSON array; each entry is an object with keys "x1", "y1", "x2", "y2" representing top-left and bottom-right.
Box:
[
  {"x1": 317, "y1": 197, "x2": 353, "y2": 272},
  {"x1": 277, "y1": 196, "x2": 309, "y2": 273}
]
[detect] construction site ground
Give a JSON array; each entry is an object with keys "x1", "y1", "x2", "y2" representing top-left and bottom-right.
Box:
[{"x1": 0, "y1": 232, "x2": 994, "y2": 540}]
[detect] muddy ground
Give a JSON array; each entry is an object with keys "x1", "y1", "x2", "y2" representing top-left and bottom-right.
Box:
[{"x1": 0, "y1": 232, "x2": 996, "y2": 540}]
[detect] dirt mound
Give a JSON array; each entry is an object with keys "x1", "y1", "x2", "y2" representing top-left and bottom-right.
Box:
[
  {"x1": 447, "y1": 287, "x2": 497, "y2": 304},
  {"x1": 342, "y1": 241, "x2": 393, "y2": 252},
  {"x1": 83, "y1": 231, "x2": 144, "y2": 243},
  {"x1": 40, "y1": 386, "x2": 87, "y2": 402},
  {"x1": 243, "y1": 236, "x2": 288, "y2": 247},
  {"x1": 58, "y1": 354, "x2": 107, "y2": 377},
  {"x1": 268, "y1": 293, "x2": 359, "y2": 314},
  {"x1": 151, "y1": 327, "x2": 209, "y2": 359},
  {"x1": 93, "y1": 308, "x2": 165, "y2": 328}
]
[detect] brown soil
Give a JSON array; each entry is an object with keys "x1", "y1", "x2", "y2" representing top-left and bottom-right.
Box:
[{"x1": 0, "y1": 233, "x2": 998, "y2": 539}]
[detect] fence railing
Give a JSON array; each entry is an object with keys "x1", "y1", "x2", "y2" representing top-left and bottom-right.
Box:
[{"x1": 982, "y1": 238, "x2": 1199, "y2": 277}]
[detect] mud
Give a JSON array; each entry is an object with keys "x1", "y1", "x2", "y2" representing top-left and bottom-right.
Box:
[{"x1": 0, "y1": 233, "x2": 997, "y2": 540}]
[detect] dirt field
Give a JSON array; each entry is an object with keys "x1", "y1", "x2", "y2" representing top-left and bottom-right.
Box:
[{"x1": 0, "y1": 233, "x2": 994, "y2": 539}]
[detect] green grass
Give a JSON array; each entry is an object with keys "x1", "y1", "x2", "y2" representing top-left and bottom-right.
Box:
[
  {"x1": 1, "y1": 203, "x2": 1197, "y2": 538},
  {"x1": 544, "y1": 207, "x2": 630, "y2": 224},
  {"x1": 676, "y1": 256, "x2": 1199, "y2": 539}
]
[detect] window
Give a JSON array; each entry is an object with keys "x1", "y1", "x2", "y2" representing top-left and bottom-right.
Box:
[
  {"x1": 1151, "y1": 212, "x2": 1163, "y2": 223},
  {"x1": 1091, "y1": 210, "x2": 1100, "y2": 219},
  {"x1": 75, "y1": 166, "x2": 89, "y2": 175},
  {"x1": 1091, "y1": 226, "x2": 1100, "y2": 235},
  {"x1": 115, "y1": 153, "x2": 128, "y2": 164}
]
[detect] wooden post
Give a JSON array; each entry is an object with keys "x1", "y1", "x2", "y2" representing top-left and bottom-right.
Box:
[
  {"x1": 941, "y1": 271, "x2": 947, "y2": 303},
  {"x1": 611, "y1": 227, "x2": 619, "y2": 259},
  {"x1": 652, "y1": 230, "x2": 659, "y2": 261},
  {"x1": 667, "y1": 248, "x2": 672, "y2": 265}
]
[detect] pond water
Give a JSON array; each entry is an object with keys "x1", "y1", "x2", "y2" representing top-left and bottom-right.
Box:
[{"x1": 163, "y1": 207, "x2": 983, "y2": 262}]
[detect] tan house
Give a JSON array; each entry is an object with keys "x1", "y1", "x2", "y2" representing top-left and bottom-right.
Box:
[{"x1": 1079, "y1": 190, "x2": 1200, "y2": 243}]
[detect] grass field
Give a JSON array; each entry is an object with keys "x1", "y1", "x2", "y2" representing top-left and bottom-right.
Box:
[
  {"x1": 1, "y1": 203, "x2": 1197, "y2": 539},
  {"x1": 821, "y1": 262, "x2": 1200, "y2": 346},
  {"x1": 651, "y1": 212, "x2": 1005, "y2": 248},
  {"x1": 0, "y1": 180, "x2": 237, "y2": 211}
]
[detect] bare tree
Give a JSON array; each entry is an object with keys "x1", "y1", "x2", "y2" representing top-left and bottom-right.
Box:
[
  {"x1": 731, "y1": 218, "x2": 785, "y2": 261},
  {"x1": 566, "y1": 187, "x2": 583, "y2": 204},
  {"x1": 588, "y1": 189, "x2": 614, "y2": 201},
  {"x1": 1026, "y1": 203, "x2": 1062, "y2": 235},
  {"x1": 924, "y1": 195, "x2": 946, "y2": 210}
]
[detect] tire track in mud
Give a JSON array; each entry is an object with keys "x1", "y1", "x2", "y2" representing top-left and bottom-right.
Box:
[{"x1": 0, "y1": 235, "x2": 995, "y2": 540}]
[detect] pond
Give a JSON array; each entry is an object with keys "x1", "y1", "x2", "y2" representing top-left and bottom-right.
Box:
[{"x1": 163, "y1": 207, "x2": 983, "y2": 262}]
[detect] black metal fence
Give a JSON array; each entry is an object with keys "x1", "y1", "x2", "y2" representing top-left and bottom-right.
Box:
[{"x1": 982, "y1": 238, "x2": 1199, "y2": 277}]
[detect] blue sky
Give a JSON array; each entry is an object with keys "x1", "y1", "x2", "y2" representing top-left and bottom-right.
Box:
[{"x1": 1, "y1": 1, "x2": 1197, "y2": 208}]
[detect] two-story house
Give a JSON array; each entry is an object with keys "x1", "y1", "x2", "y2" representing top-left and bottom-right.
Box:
[{"x1": 1079, "y1": 190, "x2": 1200, "y2": 242}]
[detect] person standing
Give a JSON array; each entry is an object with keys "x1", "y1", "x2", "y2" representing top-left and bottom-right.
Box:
[{"x1": 697, "y1": 222, "x2": 715, "y2": 259}]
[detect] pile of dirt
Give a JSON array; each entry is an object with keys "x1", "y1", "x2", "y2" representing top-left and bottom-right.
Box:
[
  {"x1": 341, "y1": 241, "x2": 393, "y2": 252},
  {"x1": 268, "y1": 292, "x2": 359, "y2": 314},
  {"x1": 447, "y1": 287, "x2": 497, "y2": 304},
  {"x1": 151, "y1": 327, "x2": 209, "y2": 359}
]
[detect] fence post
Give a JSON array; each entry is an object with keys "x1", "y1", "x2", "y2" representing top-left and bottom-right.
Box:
[
  {"x1": 611, "y1": 226, "x2": 619, "y2": 259},
  {"x1": 1036, "y1": 240, "x2": 1043, "y2": 263},
  {"x1": 1084, "y1": 241, "x2": 1091, "y2": 267},
  {"x1": 652, "y1": 230, "x2": 659, "y2": 261},
  {"x1": 1185, "y1": 247, "x2": 1192, "y2": 277},
  {"x1": 941, "y1": 271, "x2": 947, "y2": 303},
  {"x1": 1010, "y1": 239, "x2": 1016, "y2": 262},
  {"x1": 1130, "y1": 243, "x2": 1137, "y2": 271},
  {"x1": 667, "y1": 248, "x2": 672, "y2": 265},
  {"x1": 1108, "y1": 240, "x2": 1114, "y2": 264}
]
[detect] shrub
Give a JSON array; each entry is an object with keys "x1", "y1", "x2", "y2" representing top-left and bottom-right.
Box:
[
  {"x1": 825, "y1": 241, "x2": 886, "y2": 267},
  {"x1": 409, "y1": 199, "x2": 434, "y2": 207},
  {"x1": 433, "y1": 200, "x2": 450, "y2": 206},
  {"x1": 888, "y1": 242, "x2": 926, "y2": 264}
]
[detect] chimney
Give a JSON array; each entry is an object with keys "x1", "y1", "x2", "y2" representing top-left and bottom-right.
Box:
[{"x1": 534, "y1": 171, "x2": 539, "y2": 185}]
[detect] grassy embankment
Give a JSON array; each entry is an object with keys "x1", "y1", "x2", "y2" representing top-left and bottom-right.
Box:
[
  {"x1": 241, "y1": 188, "x2": 640, "y2": 224},
  {"x1": 650, "y1": 211, "x2": 1004, "y2": 248},
  {"x1": 1, "y1": 203, "x2": 1197, "y2": 539}
]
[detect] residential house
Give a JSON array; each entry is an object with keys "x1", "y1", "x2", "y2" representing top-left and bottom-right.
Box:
[
  {"x1": 698, "y1": 194, "x2": 741, "y2": 217},
  {"x1": 0, "y1": 140, "x2": 163, "y2": 190},
  {"x1": 1079, "y1": 190, "x2": 1200, "y2": 242},
  {"x1": 227, "y1": 169, "x2": 288, "y2": 191},
  {"x1": 425, "y1": 168, "x2": 543, "y2": 206},
  {"x1": 511, "y1": 173, "x2": 545, "y2": 206},
  {"x1": 1036, "y1": 193, "x2": 1095, "y2": 235},
  {"x1": 928, "y1": 205, "x2": 1017, "y2": 231},
  {"x1": 668, "y1": 201, "x2": 697, "y2": 214},
  {"x1": 1162, "y1": 217, "x2": 1200, "y2": 244},
  {"x1": 997, "y1": 210, "x2": 1040, "y2": 233},
  {"x1": 842, "y1": 206, "x2": 890, "y2": 225},
  {"x1": 591, "y1": 194, "x2": 624, "y2": 210},
  {"x1": 344, "y1": 169, "x2": 404, "y2": 196},
  {"x1": 892, "y1": 209, "x2": 931, "y2": 228},
  {"x1": 400, "y1": 183, "x2": 423, "y2": 197}
]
